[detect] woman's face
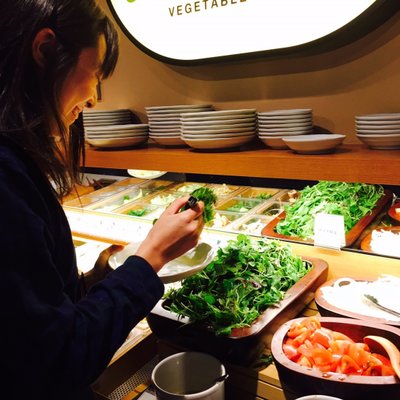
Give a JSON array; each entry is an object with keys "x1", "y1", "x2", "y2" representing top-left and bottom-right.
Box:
[{"x1": 59, "y1": 35, "x2": 106, "y2": 127}]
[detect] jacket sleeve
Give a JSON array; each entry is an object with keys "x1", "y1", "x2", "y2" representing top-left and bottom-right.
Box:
[{"x1": 0, "y1": 151, "x2": 164, "y2": 395}]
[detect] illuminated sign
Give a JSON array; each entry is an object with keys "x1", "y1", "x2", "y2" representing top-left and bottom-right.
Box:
[{"x1": 107, "y1": 0, "x2": 400, "y2": 64}]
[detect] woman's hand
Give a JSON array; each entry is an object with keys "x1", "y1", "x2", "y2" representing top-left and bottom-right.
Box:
[{"x1": 135, "y1": 195, "x2": 205, "y2": 272}]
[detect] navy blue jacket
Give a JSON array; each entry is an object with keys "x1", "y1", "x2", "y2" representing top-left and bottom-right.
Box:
[{"x1": 0, "y1": 137, "x2": 164, "y2": 399}]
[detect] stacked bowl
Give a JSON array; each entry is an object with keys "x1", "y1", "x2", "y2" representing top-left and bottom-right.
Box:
[
  {"x1": 257, "y1": 109, "x2": 313, "y2": 149},
  {"x1": 356, "y1": 113, "x2": 400, "y2": 150},
  {"x1": 181, "y1": 109, "x2": 257, "y2": 150},
  {"x1": 83, "y1": 109, "x2": 149, "y2": 149},
  {"x1": 146, "y1": 104, "x2": 213, "y2": 146}
]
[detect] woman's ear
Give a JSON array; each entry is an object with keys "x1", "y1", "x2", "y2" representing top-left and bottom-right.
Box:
[{"x1": 32, "y1": 28, "x2": 56, "y2": 67}]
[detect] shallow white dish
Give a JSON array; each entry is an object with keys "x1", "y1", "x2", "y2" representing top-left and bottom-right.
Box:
[
  {"x1": 86, "y1": 136, "x2": 148, "y2": 148},
  {"x1": 146, "y1": 104, "x2": 212, "y2": 111},
  {"x1": 108, "y1": 241, "x2": 215, "y2": 283},
  {"x1": 282, "y1": 134, "x2": 346, "y2": 154},
  {"x1": 259, "y1": 128, "x2": 313, "y2": 136},
  {"x1": 127, "y1": 170, "x2": 167, "y2": 179},
  {"x1": 356, "y1": 133, "x2": 400, "y2": 149},
  {"x1": 182, "y1": 134, "x2": 255, "y2": 150}
]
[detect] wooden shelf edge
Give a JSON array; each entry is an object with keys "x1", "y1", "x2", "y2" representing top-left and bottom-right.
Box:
[{"x1": 84, "y1": 143, "x2": 400, "y2": 185}]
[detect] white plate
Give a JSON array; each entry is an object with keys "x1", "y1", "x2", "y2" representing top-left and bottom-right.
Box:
[
  {"x1": 356, "y1": 113, "x2": 400, "y2": 121},
  {"x1": 258, "y1": 128, "x2": 313, "y2": 136},
  {"x1": 146, "y1": 104, "x2": 212, "y2": 111},
  {"x1": 356, "y1": 133, "x2": 400, "y2": 149},
  {"x1": 86, "y1": 136, "x2": 148, "y2": 148},
  {"x1": 181, "y1": 122, "x2": 256, "y2": 130},
  {"x1": 181, "y1": 114, "x2": 256, "y2": 122},
  {"x1": 85, "y1": 123, "x2": 148, "y2": 131},
  {"x1": 258, "y1": 131, "x2": 312, "y2": 137},
  {"x1": 356, "y1": 128, "x2": 400, "y2": 135},
  {"x1": 182, "y1": 131, "x2": 256, "y2": 139},
  {"x1": 258, "y1": 136, "x2": 289, "y2": 149},
  {"x1": 108, "y1": 241, "x2": 215, "y2": 284},
  {"x1": 183, "y1": 134, "x2": 255, "y2": 149},
  {"x1": 258, "y1": 121, "x2": 313, "y2": 129},
  {"x1": 182, "y1": 117, "x2": 256, "y2": 126},
  {"x1": 182, "y1": 109, "x2": 257, "y2": 118},
  {"x1": 151, "y1": 136, "x2": 187, "y2": 146},
  {"x1": 182, "y1": 127, "x2": 256, "y2": 135},
  {"x1": 258, "y1": 109, "x2": 312, "y2": 116},
  {"x1": 127, "y1": 170, "x2": 167, "y2": 179},
  {"x1": 282, "y1": 134, "x2": 346, "y2": 154},
  {"x1": 149, "y1": 130, "x2": 181, "y2": 136},
  {"x1": 86, "y1": 133, "x2": 148, "y2": 139}
]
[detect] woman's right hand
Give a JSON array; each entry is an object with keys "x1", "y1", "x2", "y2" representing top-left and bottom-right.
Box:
[{"x1": 135, "y1": 195, "x2": 205, "y2": 272}]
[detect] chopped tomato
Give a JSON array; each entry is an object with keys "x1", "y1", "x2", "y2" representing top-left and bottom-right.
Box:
[
  {"x1": 282, "y1": 317, "x2": 395, "y2": 378},
  {"x1": 310, "y1": 328, "x2": 332, "y2": 348},
  {"x1": 283, "y1": 343, "x2": 299, "y2": 361}
]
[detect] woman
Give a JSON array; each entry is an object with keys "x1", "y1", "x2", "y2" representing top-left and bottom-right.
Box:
[{"x1": 0, "y1": 1, "x2": 204, "y2": 399}]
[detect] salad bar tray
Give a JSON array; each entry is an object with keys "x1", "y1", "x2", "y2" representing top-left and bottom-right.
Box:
[
  {"x1": 261, "y1": 189, "x2": 393, "y2": 247},
  {"x1": 147, "y1": 256, "x2": 328, "y2": 365}
]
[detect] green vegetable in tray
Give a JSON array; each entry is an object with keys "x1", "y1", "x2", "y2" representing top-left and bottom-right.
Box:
[
  {"x1": 183, "y1": 187, "x2": 218, "y2": 223},
  {"x1": 275, "y1": 181, "x2": 384, "y2": 240},
  {"x1": 164, "y1": 234, "x2": 310, "y2": 336},
  {"x1": 226, "y1": 200, "x2": 257, "y2": 213},
  {"x1": 127, "y1": 208, "x2": 146, "y2": 217}
]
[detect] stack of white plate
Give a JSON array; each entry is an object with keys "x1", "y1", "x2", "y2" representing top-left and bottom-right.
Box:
[
  {"x1": 82, "y1": 109, "x2": 134, "y2": 127},
  {"x1": 180, "y1": 109, "x2": 257, "y2": 150},
  {"x1": 257, "y1": 109, "x2": 313, "y2": 149},
  {"x1": 146, "y1": 104, "x2": 213, "y2": 146},
  {"x1": 84, "y1": 123, "x2": 149, "y2": 149},
  {"x1": 83, "y1": 109, "x2": 148, "y2": 149},
  {"x1": 356, "y1": 113, "x2": 400, "y2": 150}
]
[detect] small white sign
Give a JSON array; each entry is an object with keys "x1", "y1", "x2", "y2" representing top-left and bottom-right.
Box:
[{"x1": 313, "y1": 213, "x2": 345, "y2": 249}]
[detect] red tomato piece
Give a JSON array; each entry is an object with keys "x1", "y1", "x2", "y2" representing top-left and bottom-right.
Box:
[{"x1": 283, "y1": 343, "x2": 299, "y2": 361}]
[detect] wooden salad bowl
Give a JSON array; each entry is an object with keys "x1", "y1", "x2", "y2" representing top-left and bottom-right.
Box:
[
  {"x1": 271, "y1": 317, "x2": 400, "y2": 400},
  {"x1": 261, "y1": 189, "x2": 393, "y2": 247}
]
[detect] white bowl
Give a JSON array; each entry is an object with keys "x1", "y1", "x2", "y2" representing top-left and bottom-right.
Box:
[
  {"x1": 282, "y1": 134, "x2": 346, "y2": 154},
  {"x1": 356, "y1": 133, "x2": 400, "y2": 149}
]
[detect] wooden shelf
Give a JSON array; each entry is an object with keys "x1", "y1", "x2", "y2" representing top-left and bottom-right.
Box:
[{"x1": 85, "y1": 143, "x2": 400, "y2": 185}]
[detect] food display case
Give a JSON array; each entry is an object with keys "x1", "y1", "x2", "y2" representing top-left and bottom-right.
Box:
[{"x1": 76, "y1": 144, "x2": 400, "y2": 400}]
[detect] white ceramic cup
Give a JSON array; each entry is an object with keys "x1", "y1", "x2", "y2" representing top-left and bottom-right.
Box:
[{"x1": 151, "y1": 352, "x2": 226, "y2": 400}]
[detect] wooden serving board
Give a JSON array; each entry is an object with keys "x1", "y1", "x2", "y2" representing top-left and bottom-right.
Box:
[
  {"x1": 147, "y1": 256, "x2": 329, "y2": 365},
  {"x1": 261, "y1": 189, "x2": 393, "y2": 247}
]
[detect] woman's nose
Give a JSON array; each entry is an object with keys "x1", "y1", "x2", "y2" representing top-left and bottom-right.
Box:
[{"x1": 85, "y1": 95, "x2": 97, "y2": 109}]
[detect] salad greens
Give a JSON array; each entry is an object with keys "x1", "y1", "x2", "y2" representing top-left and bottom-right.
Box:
[
  {"x1": 276, "y1": 181, "x2": 384, "y2": 239},
  {"x1": 183, "y1": 187, "x2": 218, "y2": 223},
  {"x1": 164, "y1": 234, "x2": 310, "y2": 336}
]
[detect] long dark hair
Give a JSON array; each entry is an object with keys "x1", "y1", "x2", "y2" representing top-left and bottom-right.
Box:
[{"x1": 0, "y1": 0, "x2": 119, "y2": 197}]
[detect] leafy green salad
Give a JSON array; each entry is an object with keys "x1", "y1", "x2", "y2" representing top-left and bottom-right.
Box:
[
  {"x1": 276, "y1": 181, "x2": 384, "y2": 240},
  {"x1": 164, "y1": 234, "x2": 310, "y2": 336}
]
